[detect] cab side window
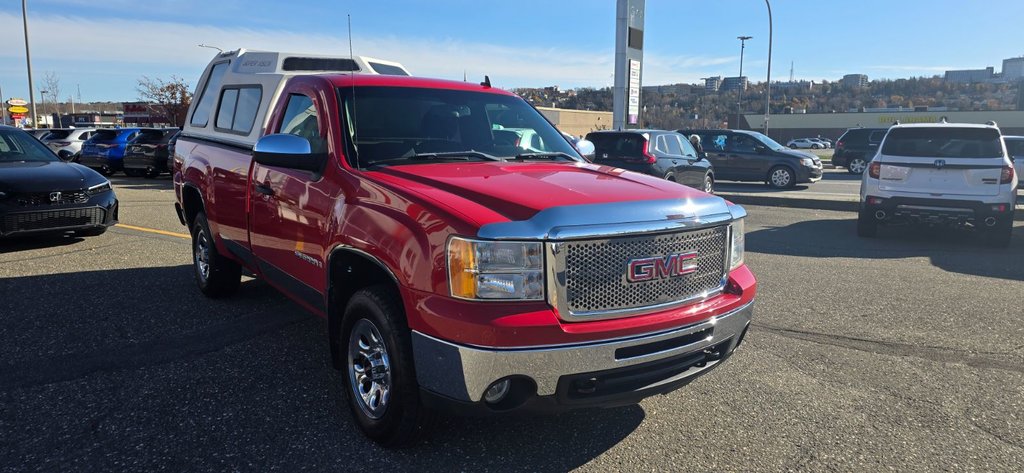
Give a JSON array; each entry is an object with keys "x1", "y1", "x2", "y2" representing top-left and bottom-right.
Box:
[{"x1": 279, "y1": 94, "x2": 324, "y2": 152}]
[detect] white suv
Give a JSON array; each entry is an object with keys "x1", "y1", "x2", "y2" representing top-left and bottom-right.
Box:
[{"x1": 858, "y1": 122, "x2": 1018, "y2": 247}]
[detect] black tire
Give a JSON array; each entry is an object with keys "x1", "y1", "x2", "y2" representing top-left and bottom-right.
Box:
[
  {"x1": 811, "y1": 144, "x2": 820, "y2": 149},
  {"x1": 124, "y1": 169, "x2": 146, "y2": 178},
  {"x1": 339, "y1": 285, "x2": 433, "y2": 447},
  {"x1": 76, "y1": 227, "x2": 107, "y2": 237},
  {"x1": 767, "y1": 166, "x2": 796, "y2": 189},
  {"x1": 663, "y1": 172, "x2": 676, "y2": 182},
  {"x1": 144, "y1": 168, "x2": 161, "y2": 179},
  {"x1": 847, "y1": 157, "x2": 868, "y2": 175},
  {"x1": 97, "y1": 165, "x2": 114, "y2": 177},
  {"x1": 57, "y1": 150, "x2": 74, "y2": 162},
  {"x1": 983, "y1": 219, "x2": 1012, "y2": 248},
  {"x1": 857, "y1": 209, "x2": 878, "y2": 237},
  {"x1": 190, "y1": 212, "x2": 241, "y2": 297},
  {"x1": 703, "y1": 173, "x2": 714, "y2": 194}
]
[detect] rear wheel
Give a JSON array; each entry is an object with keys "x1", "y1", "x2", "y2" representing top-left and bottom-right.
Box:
[
  {"x1": 848, "y1": 157, "x2": 868, "y2": 174},
  {"x1": 340, "y1": 285, "x2": 433, "y2": 447},
  {"x1": 767, "y1": 166, "x2": 795, "y2": 189},
  {"x1": 97, "y1": 165, "x2": 114, "y2": 177},
  {"x1": 857, "y1": 209, "x2": 878, "y2": 237},
  {"x1": 144, "y1": 168, "x2": 161, "y2": 179},
  {"x1": 190, "y1": 212, "x2": 241, "y2": 297},
  {"x1": 811, "y1": 144, "x2": 820, "y2": 149},
  {"x1": 703, "y1": 174, "x2": 714, "y2": 194}
]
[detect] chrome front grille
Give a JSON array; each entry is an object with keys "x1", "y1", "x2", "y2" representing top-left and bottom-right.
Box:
[{"x1": 553, "y1": 225, "x2": 729, "y2": 319}]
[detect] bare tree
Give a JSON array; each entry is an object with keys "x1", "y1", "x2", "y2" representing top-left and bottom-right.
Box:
[
  {"x1": 137, "y1": 75, "x2": 192, "y2": 127},
  {"x1": 42, "y1": 71, "x2": 62, "y2": 116}
]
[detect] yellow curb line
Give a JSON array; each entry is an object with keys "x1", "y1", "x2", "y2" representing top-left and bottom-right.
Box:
[{"x1": 115, "y1": 223, "x2": 191, "y2": 239}]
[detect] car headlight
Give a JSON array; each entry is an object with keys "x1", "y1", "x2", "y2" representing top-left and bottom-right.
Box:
[
  {"x1": 86, "y1": 180, "x2": 112, "y2": 195},
  {"x1": 800, "y1": 157, "x2": 815, "y2": 167},
  {"x1": 729, "y1": 218, "x2": 745, "y2": 271},
  {"x1": 448, "y1": 237, "x2": 544, "y2": 300}
]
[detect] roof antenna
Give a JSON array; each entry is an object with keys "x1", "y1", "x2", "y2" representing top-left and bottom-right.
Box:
[
  {"x1": 480, "y1": 75, "x2": 491, "y2": 88},
  {"x1": 348, "y1": 14, "x2": 360, "y2": 169}
]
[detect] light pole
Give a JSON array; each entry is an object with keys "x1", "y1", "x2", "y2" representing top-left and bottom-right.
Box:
[
  {"x1": 0, "y1": 83, "x2": 6, "y2": 126},
  {"x1": 764, "y1": 1, "x2": 773, "y2": 136},
  {"x1": 197, "y1": 44, "x2": 223, "y2": 53},
  {"x1": 736, "y1": 35, "x2": 752, "y2": 123},
  {"x1": 22, "y1": 0, "x2": 38, "y2": 128}
]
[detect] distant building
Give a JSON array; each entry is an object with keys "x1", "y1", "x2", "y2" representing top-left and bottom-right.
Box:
[
  {"x1": 774, "y1": 80, "x2": 814, "y2": 91},
  {"x1": 840, "y1": 74, "x2": 868, "y2": 88},
  {"x1": 642, "y1": 84, "x2": 692, "y2": 95},
  {"x1": 1003, "y1": 57, "x2": 1024, "y2": 81},
  {"x1": 944, "y1": 67, "x2": 995, "y2": 83},
  {"x1": 720, "y1": 76, "x2": 748, "y2": 92},
  {"x1": 704, "y1": 76, "x2": 722, "y2": 92}
]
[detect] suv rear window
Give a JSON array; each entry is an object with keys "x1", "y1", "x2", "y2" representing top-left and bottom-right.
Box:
[
  {"x1": 587, "y1": 133, "x2": 645, "y2": 157},
  {"x1": 1004, "y1": 138, "x2": 1024, "y2": 157},
  {"x1": 133, "y1": 129, "x2": 173, "y2": 144},
  {"x1": 881, "y1": 127, "x2": 1003, "y2": 158},
  {"x1": 91, "y1": 130, "x2": 119, "y2": 141}
]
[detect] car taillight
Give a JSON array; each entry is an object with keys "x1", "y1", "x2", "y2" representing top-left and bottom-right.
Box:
[
  {"x1": 835, "y1": 140, "x2": 844, "y2": 149},
  {"x1": 1000, "y1": 165, "x2": 1015, "y2": 184},
  {"x1": 51, "y1": 141, "x2": 71, "y2": 146},
  {"x1": 868, "y1": 162, "x2": 881, "y2": 179},
  {"x1": 642, "y1": 139, "x2": 656, "y2": 164}
]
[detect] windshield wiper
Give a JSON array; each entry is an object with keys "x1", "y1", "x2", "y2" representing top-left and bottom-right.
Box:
[
  {"x1": 507, "y1": 152, "x2": 578, "y2": 161},
  {"x1": 367, "y1": 150, "x2": 501, "y2": 167}
]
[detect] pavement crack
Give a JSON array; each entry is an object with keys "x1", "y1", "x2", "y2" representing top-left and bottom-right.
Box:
[
  {"x1": 751, "y1": 323, "x2": 1024, "y2": 374},
  {"x1": 969, "y1": 420, "x2": 1024, "y2": 451},
  {"x1": 0, "y1": 306, "x2": 313, "y2": 392}
]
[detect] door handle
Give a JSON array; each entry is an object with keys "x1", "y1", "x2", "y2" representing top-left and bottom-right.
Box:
[{"x1": 254, "y1": 184, "x2": 275, "y2": 196}]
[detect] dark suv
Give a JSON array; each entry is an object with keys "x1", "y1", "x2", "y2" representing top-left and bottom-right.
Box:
[
  {"x1": 123, "y1": 128, "x2": 180, "y2": 178},
  {"x1": 833, "y1": 127, "x2": 888, "y2": 174},
  {"x1": 678, "y1": 129, "x2": 822, "y2": 189},
  {"x1": 585, "y1": 130, "x2": 715, "y2": 193}
]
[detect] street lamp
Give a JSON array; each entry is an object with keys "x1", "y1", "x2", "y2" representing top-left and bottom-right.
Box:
[
  {"x1": 22, "y1": 0, "x2": 38, "y2": 128},
  {"x1": 736, "y1": 35, "x2": 752, "y2": 122},
  {"x1": 763, "y1": 1, "x2": 774, "y2": 136}
]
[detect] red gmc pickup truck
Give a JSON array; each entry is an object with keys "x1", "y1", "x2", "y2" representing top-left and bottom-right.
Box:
[{"x1": 174, "y1": 49, "x2": 756, "y2": 446}]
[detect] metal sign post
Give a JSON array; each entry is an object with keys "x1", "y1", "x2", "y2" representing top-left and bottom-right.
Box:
[{"x1": 612, "y1": 0, "x2": 645, "y2": 130}]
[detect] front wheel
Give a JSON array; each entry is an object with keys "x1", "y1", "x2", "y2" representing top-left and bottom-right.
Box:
[
  {"x1": 811, "y1": 144, "x2": 820, "y2": 149},
  {"x1": 340, "y1": 286, "x2": 433, "y2": 447},
  {"x1": 767, "y1": 166, "x2": 795, "y2": 189},
  {"x1": 190, "y1": 212, "x2": 241, "y2": 297},
  {"x1": 848, "y1": 157, "x2": 868, "y2": 174}
]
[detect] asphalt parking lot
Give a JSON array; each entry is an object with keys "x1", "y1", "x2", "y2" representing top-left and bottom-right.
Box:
[{"x1": 2, "y1": 177, "x2": 1022, "y2": 471}]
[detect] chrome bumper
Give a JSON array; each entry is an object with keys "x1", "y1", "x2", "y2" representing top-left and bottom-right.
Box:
[{"x1": 412, "y1": 301, "x2": 753, "y2": 403}]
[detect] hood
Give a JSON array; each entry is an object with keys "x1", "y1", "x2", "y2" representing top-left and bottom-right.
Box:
[
  {"x1": 0, "y1": 161, "x2": 103, "y2": 192},
  {"x1": 369, "y1": 161, "x2": 712, "y2": 222},
  {"x1": 778, "y1": 148, "x2": 820, "y2": 161}
]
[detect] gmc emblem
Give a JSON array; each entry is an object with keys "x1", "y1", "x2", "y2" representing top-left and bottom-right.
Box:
[{"x1": 627, "y1": 251, "x2": 699, "y2": 283}]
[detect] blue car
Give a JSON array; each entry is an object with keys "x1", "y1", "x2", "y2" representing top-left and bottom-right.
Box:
[{"x1": 79, "y1": 128, "x2": 142, "y2": 176}]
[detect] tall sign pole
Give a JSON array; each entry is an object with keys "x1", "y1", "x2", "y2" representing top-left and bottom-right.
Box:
[
  {"x1": 22, "y1": 0, "x2": 38, "y2": 128},
  {"x1": 0, "y1": 84, "x2": 6, "y2": 126},
  {"x1": 612, "y1": 0, "x2": 645, "y2": 130}
]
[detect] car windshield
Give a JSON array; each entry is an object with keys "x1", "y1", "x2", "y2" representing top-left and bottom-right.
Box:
[
  {"x1": 881, "y1": 127, "x2": 1003, "y2": 158},
  {"x1": 0, "y1": 129, "x2": 60, "y2": 163},
  {"x1": 748, "y1": 131, "x2": 787, "y2": 151},
  {"x1": 338, "y1": 86, "x2": 579, "y2": 167}
]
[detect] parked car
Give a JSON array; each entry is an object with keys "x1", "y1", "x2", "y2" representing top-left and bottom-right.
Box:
[
  {"x1": 808, "y1": 138, "x2": 831, "y2": 149},
  {"x1": 78, "y1": 128, "x2": 142, "y2": 176},
  {"x1": 166, "y1": 130, "x2": 181, "y2": 172},
  {"x1": 787, "y1": 138, "x2": 821, "y2": 149},
  {"x1": 41, "y1": 128, "x2": 97, "y2": 161},
  {"x1": 123, "y1": 128, "x2": 180, "y2": 178},
  {"x1": 833, "y1": 127, "x2": 888, "y2": 174},
  {"x1": 679, "y1": 128, "x2": 823, "y2": 189},
  {"x1": 586, "y1": 130, "x2": 714, "y2": 193},
  {"x1": 858, "y1": 123, "x2": 1016, "y2": 246},
  {"x1": 175, "y1": 49, "x2": 755, "y2": 446},
  {"x1": 1003, "y1": 135, "x2": 1024, "y2": 189},
  {"x1": 0, "y1": 125, "x2": 118, "y2": 238}
]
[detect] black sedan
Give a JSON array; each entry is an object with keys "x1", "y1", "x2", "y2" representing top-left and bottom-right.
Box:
[{"x1": 0, "y1": 125, "x2": 118, "y2": 239}]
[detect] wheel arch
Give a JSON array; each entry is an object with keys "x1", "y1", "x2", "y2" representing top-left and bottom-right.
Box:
[{"x1": 180, "y1": 183, "x2": 205, "y2": 229}]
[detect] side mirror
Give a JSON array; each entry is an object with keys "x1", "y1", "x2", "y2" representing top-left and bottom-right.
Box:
[
  {"x1": 253, "y1": 134, "x2": 325, "y2": 173},
  {"x1": 575, "y1": 139, "x2": 596, "y2": 160}
]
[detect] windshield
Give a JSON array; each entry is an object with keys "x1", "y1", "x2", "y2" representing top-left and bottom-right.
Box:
[
  {"x1": 747, "y1": 131, "x2": 787, "y2": 151},
  {"x1": 881, "y1": 127, "x2": 1003, "y2": 158},
  {"x1": 0, "y1": 129, "x2": 60, "y2": 163},
  {"x1": 338, "y1": 86, "x2": 579, "y2": 167}
]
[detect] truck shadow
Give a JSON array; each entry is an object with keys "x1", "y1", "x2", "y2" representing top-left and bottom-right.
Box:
[
  {"x1": 110, "y1": 176, "x2": 174, "y2": 191},
  {"x1": 746, "y1": 218, "x2": 1024, "y2": 281},
  {"x1": 0, "y1": 233, "x2": 86, "y2": 253}
]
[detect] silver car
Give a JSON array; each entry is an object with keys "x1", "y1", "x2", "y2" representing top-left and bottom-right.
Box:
[{"x1": 42, "y1": 128, "x2": 98, "y2": 161}]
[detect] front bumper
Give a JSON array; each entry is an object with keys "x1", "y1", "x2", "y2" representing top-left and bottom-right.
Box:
[
  {"x1": 412, "y1": 301, "x2": 752, "y2": 411},
  {"x1": 0, "y1": 194, "x2": 118, "y2": 237},
  {"x1": 798, "y1": 165, "x2": 823, "y2": 183}
]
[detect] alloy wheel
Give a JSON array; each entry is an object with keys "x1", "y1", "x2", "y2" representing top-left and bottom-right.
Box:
[
  {"x1": 347, "y1": 318, "x2": 392, "y2": 420},
  {"x1": 771, "y1": 169, "x2": 792, "y2": 188},
  {"x1": 194, "y1": 228, "x2": 211, "y2": 283}
]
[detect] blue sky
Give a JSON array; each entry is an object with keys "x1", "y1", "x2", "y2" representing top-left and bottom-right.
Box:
[{"x1": 1, "y1": 0, "x2": 1023, "y2": 103}]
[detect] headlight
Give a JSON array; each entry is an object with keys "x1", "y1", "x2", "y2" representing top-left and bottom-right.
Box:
[
  {"x1": 86, "y1": 180, "x2": 112, "y2": 195},
  {"x1": 800, "y1": 157, "x2": 815, "y2": 167},
  {"x1": 448, "y1": 237, "x2": 544, "y2": 300},
  {"x1": 729, "y1": 218, "x2": 745, "y2": 271}
]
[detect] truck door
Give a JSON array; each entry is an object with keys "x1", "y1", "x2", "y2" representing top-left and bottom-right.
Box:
[{"x1": 248, "y1": 90, "x2": 335, "y2": 312}]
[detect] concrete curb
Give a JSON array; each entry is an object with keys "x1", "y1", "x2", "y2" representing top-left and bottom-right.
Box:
[{"x1": 718, "y1": 192, "x2": 1024, "y2": 222}]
